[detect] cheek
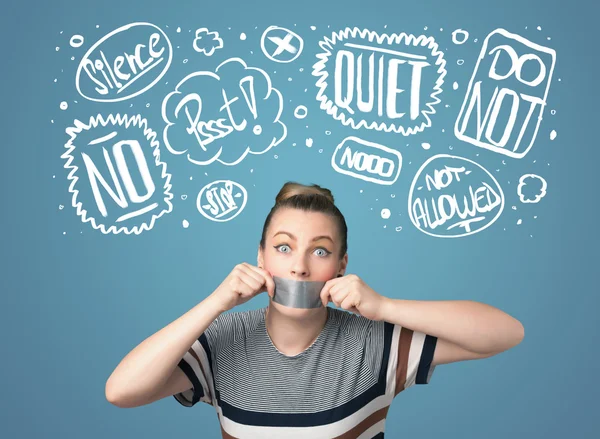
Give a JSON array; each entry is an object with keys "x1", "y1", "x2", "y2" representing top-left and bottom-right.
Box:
[
  {"x1": 315, "y1": 261, "x2": 339, "y2": 279},
  {"x1": 263, "y1": 254, "x2": 283, "y2": 276}
]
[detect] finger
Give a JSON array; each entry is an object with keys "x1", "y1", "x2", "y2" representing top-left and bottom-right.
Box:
[
  {"x1": 323, "y1": 276, "x2": 352, "y2": 306},
  {"x1": 320, "y1": 289, "x2": 330, "y2": 308},
  {"x1": 244, "y1": 263, "x2": 275, "y2": 298},
  {"x1": 249, "y1": 264, "x2": 275, "y2": 298},
  {"x1": 340, "y1": 295, "x2": 356, "y2": 311},
  {"x1": 320, "y1": 284, "x2": 332, "y2": 307},
  {"x1": 238, "y1": 263, "x2": 268, "y2": 290},
  {"x1": 320, "y1": 277, "x2": 342, "y2": 306},
  {"x1": 236, "y1": 270, "x2": 264, "y2": 295}
]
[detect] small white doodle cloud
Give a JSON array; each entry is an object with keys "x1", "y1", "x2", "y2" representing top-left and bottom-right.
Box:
[
  {"x1": 517, "y1": 174, "x2": 547, "y2": 203},
  {"x1": 193, "y1": 28, "x2": 223, "y2": 56}
]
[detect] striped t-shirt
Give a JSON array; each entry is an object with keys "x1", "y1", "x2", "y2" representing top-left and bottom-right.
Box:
[{"x1": 175, "y1": 306, "x2": 438, "y2": 438}]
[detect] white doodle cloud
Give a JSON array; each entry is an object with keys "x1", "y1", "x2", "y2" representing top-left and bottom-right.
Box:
[
  {"x1": 161, "y1": 57, "x2": 286, "y2": 166},
  {"x1": 193, "y1": 28, "x2": 223, "y2": 56},
  {"x1": 517, "y1": 174, "x2": 547, "y2": 203}
]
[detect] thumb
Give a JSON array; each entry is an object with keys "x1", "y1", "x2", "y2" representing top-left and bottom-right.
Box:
[{"x1": 266, "y1": 270, "x2": 275, "y2": 299}]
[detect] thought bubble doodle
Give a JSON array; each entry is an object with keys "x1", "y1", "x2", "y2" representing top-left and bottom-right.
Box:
[
  {"x1": 313, "y1": 27, "x2": 447, "y2": 135},
  {"x1": 408, "y1": 154, "x2": 505, "y2": 238},
  {"x1": 193, "y1": 28, "x2": 223, "y2": 56},
  {"x1": 61, "y1": 114, "x2": 173, "y2": 234},
  {"x1": 517, "y1": 174, "x2": 547, "y2": 203},
  {"x1": 455, "y1": 28, "x2": 556, "y2": 159},
  {"x1": 76, "y1": 22, "x2": 172, "y2": 103},
  {"x1": 197, "y1": 180, "x2": 247, "y2": 222},
  {"x1": 161, "y1": 57, "x2": 287, "y2": 166}
]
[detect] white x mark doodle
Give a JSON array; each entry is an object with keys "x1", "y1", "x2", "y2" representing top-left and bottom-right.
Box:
[
  {"x1": 269, "y1": 34, "x2": 296, "y2": 56},
  {"x1": 260, "y1": 26, "x2": 304, "y2": 63}
]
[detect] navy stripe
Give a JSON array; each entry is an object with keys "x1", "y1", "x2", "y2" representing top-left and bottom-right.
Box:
[
  {"x1": 176, "y1": 357, "x2": 204, "y2": 405},
  {"x1": 220, "y1": 380, "x2": 382, "y2": 427},
  {"x1": 380, "y1": 322, "x2": 394, "y2": 384},
  {"x1": 416, "y1": 335, "x2": 438, "y2": 384},
  {"x1": 217, "y1": 320, "x2": 394, "y2": 427},
  {"x1": 198, "y1": 332, "x2": 220, "y2": 401}
]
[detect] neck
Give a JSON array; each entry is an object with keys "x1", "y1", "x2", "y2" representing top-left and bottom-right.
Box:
[{"x1": 265, "y1": 303, "x2": 329, "y2": 356}]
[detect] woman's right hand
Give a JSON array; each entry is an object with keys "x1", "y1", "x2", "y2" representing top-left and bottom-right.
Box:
[{"x1": 209, "y1": 263, "x2": 275, "y2": 312}]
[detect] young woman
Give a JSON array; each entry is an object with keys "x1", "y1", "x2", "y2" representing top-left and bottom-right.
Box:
[{"x1": 106, "y1": 181, "x2": 524, "y2": 438}]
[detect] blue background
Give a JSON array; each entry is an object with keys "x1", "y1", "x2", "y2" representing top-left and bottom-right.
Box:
[{"x1": 2, "y1": 0, "x2": 597, "y2": 437}]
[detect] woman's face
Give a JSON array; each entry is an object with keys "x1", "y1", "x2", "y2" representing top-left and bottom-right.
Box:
[{"x1": 258, "y1": 208, "x2": 348, "y2": 306}]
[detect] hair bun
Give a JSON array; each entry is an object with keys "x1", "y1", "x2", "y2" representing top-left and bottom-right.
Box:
[{"x1": 275, "y1": 182, "x2": 335, "y2": 204}]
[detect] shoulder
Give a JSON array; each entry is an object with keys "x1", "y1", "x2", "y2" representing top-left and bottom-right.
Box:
[
  {"x1": 209, "y1": 307, "x2": 265, "y2": 339},
  {"x1": 329, "y1": 307, "x2": 378, "y2": 338}
]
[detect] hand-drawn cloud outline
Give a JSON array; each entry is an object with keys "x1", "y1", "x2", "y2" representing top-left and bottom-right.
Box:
[
  {"x1": 312, "y1": 27, "x2": 447, "y2": 136},
  {"x1": 193, "y1": 28, "x2": 223, "y2": 56},
  {"x1": 161, "y1": 57, "x2": 287, "y2": 166},
  {"x1": 61, "y1": 114, "x2": 174, "y2": 235},
  {"x1": 517, "y1": 174, "x2": 548, "y2": 203}
]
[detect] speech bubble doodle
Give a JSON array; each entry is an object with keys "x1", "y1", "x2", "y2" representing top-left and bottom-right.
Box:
[
  {"x1": 517, "y1": 173, "x2": 547, "y2": 203},
  {"x1": 161, "y1": 57, "x2": 287, "y2": 166},
  {"x1": 193, "y1": 28, "x2": 223, "y2": 56},
  {"x1": 61, "y1": 114, "x2": 173, "y2": 235},
  {"x1": 408, "y1": 154, "x2": 505, "y2": 238},
  {"x1": 454, "y1": 28, "x2": 556, "y2": 159},
  {"x1": 76, "y1": 23, "x2": 172, "y2": 103},
  {"x1": 313, "y1": 27, "x2": 446, "y2": 135},
  {"x1": 197, "y1": 180, "x2": 247, "y2": 222},
  {"x1": 261, "y1": 26, "x2": 304, "y2": 63},
  {"x1": 331, "y1": 136, "x2": 402, "y2": 185}
]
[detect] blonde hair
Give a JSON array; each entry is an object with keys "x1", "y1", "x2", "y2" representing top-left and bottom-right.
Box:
[{"x1": 260, "y1": 181, "x2": 348, "y2": 258}]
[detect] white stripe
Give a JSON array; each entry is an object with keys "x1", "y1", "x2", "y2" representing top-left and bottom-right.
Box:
[
  {"x1": 181, "y1": 339, "x2": 214, "y2": 403},
  {"x1": 405, "y1": 330, "x2": 426, "y2": 388},
  {"x1": 357, "y1": 419, "x2": 386, "y2": 439},
  {"x1": 385, "y1": 324, "x2": 400, "y2": 396}
]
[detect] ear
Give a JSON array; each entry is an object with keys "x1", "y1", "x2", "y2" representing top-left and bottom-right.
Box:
[
  {"x1": 257, "y1": 246, "x2": 264, "y2": 268},
  {"x1": 338, "y1": 253, "x2": 348, "y2": 276}
]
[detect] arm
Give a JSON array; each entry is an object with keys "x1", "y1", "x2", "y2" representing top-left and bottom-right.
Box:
[
  {"x1": 378, "y1": 298, "x2": 524, "y2": 363},
  {"x1": 105, "y1": 294, "x2": 225, "y2": 408}
]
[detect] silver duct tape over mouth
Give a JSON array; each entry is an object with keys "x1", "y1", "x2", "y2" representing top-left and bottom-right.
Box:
[{"x1": 272, "y1": 276, "x2": 327, "y2": 309}]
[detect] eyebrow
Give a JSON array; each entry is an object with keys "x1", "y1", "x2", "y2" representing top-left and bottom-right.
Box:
[{"x1": 273, "y1": 231, "x2": 334, "y2": 244}]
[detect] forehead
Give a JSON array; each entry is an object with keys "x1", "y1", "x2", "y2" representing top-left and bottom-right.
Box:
[{"x1": 269, "y1": 208, "x2": 338, "y2": 238}]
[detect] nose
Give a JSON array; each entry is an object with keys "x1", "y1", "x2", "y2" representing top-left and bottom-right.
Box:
[{"x1": 290, "y1": 255, "x2": 309, "y2": 278}]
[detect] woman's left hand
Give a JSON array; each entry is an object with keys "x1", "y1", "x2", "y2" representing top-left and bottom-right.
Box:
[{"x1": 320, "y1": 274, "x2": 387, "y2": 321}]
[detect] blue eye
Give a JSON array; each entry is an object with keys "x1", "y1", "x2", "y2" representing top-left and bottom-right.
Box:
[
  {"x1": 314, "y1": 248, "x2": 331, "y2": 257},
  {"x1": 275, "y1": 244, "x2": 291, "y2": 253}
]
